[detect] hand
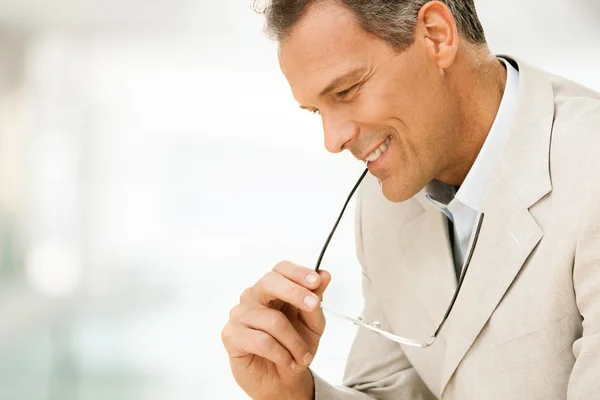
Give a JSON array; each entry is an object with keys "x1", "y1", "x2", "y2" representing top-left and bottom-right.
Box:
[{"x1": 222, "y1": 261, "x2": 332, "y2": 400}]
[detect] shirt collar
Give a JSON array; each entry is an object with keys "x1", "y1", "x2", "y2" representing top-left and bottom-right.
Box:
[{"x1": 426, "y1": 57, "x2": 520, "y2": 212}]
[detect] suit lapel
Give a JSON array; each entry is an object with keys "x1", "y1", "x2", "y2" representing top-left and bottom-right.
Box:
[
  {"x1": 439, "y1": 56, "x2": 556, "y2": 393},
  {"x1": 439, "y1": 171, "x2": 545, "y2": 391}
]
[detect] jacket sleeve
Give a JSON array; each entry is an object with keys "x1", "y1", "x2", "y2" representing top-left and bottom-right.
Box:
[
  {"x1": 567, "y1": 189, "x2": 600, "y2": 398},
  {"x1": 312, "y1": 187, "x2": 435, "y2": 400}
]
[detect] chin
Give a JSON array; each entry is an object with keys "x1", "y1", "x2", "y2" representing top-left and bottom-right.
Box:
[{"x1": 380, "y1": 178, "x2": 420, "y2": 203}]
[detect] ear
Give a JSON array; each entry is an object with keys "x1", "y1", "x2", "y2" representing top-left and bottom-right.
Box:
[{"x1": 416, "y1": 1, "x2": 458, "y2": 69}]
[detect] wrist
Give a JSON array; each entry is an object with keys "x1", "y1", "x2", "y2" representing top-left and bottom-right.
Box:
[
  {"x1": 299, "y1": 368, "x2": 316, "y2": 400},
  {"x1": 266, "y1": 369, "x2": 314, "y2": 400}
]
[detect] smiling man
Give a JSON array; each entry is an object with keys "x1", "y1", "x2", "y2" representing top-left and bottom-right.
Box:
[{"x1": 221, "y1": 1, "x2": 600, "y2": 399}]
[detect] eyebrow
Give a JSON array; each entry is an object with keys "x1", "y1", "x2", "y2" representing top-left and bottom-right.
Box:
[
  {"x1": 299, "y1": 66, "x2": 367, "y2": 110},
  {"x1": 318, "y1": 66, "x2": 367, "y2": 97}
]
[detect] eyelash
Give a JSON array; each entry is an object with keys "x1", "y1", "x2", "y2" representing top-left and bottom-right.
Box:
[
  {"x1": 335, "y1": 84, "x2": 359, "y2": 99},
  {"x1": 309, "y1": 83, "x2": 360, "y2": 116}
]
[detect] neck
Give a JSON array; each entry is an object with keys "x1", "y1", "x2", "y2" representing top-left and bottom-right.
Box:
[{"x1": 437, "y1": 49, "x2": 507, "y2": 186}]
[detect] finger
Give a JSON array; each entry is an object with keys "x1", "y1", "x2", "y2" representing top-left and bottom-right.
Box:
[
  {"x1": 239, "y1": 287, "x2": 252, "y2": 304},
  {"x1": 240, "y1": 306, "x2": 314, "y2": 367},
  {"x1": 251, "y1": 271, "x2": 321, "y2": 312},
  {"x1": 312, "y1": 270, "x2": 331, "y2": 300},
  {"x1": 272, "y1": 261, "x2": 322, "y2": 291},
  {"x1": 222, "y1": 324, "x2": 296, "y2": 371},
  {"x1": 299, "y1": 270, "x2": 332, "y2": 333}
]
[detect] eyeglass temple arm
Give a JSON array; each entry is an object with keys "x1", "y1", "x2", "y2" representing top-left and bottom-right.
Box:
[
  {"x1": 315, "y1": 168, "x2": 369, "y2": 272},
  {"x1": 431, "y1": 212, "x2": 485, "y2": 338}
]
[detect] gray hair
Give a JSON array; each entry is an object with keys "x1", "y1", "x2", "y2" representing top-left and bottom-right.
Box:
[{"x1": 254, "y1": 0, "x2": 487, "y2": 52}]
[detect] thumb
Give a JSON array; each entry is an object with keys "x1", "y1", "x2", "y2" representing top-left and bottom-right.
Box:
[
  {"x1": 299, "y1": 270, "x2": 331, "y2": 334},
  {"x1": 313, "y1": 270, "x2": 331, "y2": 300}
]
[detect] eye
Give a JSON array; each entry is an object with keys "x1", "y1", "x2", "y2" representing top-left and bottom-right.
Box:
[{"x1": 335, "y1": 83, "x2": 359, "y2": 100}]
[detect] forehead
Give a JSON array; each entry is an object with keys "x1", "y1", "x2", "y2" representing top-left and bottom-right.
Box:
[{"x1": 278, "y1": 1, "x2": 388, "y2": 99}]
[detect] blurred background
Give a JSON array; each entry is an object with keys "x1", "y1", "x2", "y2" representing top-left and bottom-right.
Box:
[{"x1": 0, "y1": 0, "x2": 598, "y2": 399}]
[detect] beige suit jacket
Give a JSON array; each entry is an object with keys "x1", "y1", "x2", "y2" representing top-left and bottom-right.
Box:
[{"x1": 313, "y1": 56, "x2": 600, "y2": 399}]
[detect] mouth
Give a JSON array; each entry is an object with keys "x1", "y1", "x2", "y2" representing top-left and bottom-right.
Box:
[{"x1": 363, "y1": 136, "x2": 392, "y2": 165}]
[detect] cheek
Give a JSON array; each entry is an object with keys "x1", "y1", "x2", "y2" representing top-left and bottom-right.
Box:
[
  {"x1": 354, "y1": 91, "x2": 395, "y2": 124},
  {"x1": 360, "y1": 78, "x2": 427, "y2": 137}
]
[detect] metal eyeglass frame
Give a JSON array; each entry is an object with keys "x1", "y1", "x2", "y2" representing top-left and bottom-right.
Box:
[{"x1": 314, "y1": 168, "x2": 485, "y2": 348}]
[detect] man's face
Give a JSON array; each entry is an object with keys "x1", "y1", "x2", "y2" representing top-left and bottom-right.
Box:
[{"x1": 279, "y1": 1, "x2": 458, "y2": 202}]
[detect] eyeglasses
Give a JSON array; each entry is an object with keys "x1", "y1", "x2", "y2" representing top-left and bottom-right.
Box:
[{"x1": 315, "y1": 168, "x2": 484, "y2": 348}]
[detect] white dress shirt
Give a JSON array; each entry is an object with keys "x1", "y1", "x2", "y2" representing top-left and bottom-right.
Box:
[{"x1": 425, "y1": 57, "x2": 520, "y2": 277}]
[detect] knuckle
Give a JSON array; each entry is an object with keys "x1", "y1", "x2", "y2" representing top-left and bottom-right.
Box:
[
  {"x1": 259, "y1": 271, "x2": 276, "y2": 290},
  {"x1": 263, "y1": 270, "x2": 278, "y2": 282},
  {"x1": 255, "y1": 331, "x2": 274, "y2": 352},
  {"x1": 258, "y1": 271, "x2": 282, "y2": 297},
  {"x1": 273, "y1": 260, "x2": 291, "y2": 272},
  {"x1": 239, "y1": 287, "x2": 252, "y2": 303},
  {"x1": 229, "y1": 304, "x2": 244, "y2": 321},
  {"x1": 221, "y1": 325, "x2": 233, "y2": 346},
  {"x1": 268, "y1": 312, "x2": 288, "y2": 332},
  {"x1": 288, "y1": 283, "x2": 306, "y2": 301}
]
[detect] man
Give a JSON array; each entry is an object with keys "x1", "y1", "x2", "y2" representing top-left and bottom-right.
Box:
[{"x1": 221, "y1": 0, "x2": 600, "y2": 398}]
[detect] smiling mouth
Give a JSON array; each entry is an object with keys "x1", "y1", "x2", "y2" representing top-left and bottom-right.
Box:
[{"x1": 364, "y1": 136, "x2": 391, "y2": 163}]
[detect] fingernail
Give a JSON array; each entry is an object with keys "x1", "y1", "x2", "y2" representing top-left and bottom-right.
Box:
[
  {"x1": 305, "y1": 273, "x2": 318, "y2": 284},
  {"x1": 303, "y1": 352, "x2": 314, "y2": 366},
  {"x1": 290, "y1": 360, "x2": 297, "y2": 370},
  {"x1": 303, "y1": 295, "x2": 319, "y2": 309}
]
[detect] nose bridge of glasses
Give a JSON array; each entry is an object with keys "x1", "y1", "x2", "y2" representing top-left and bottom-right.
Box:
[{"x1": 357, "y1": 314, "x2": 380, "y2": 329}]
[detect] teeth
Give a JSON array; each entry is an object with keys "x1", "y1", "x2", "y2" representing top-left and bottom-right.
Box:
[
  {"x1": 366, "y1": 148, "x2": 382, "y2": 162},
  {"x1": 366, "y1": 137, "x2": 391, "y2": 163}
]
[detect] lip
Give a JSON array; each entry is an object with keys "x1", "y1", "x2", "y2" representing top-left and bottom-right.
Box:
[
  {"x1": 361, "y1": 137, "x2": 390, "y2": 162},
  {"x1": 366, "y1": 138, "x2": 392, "y2": 171}
]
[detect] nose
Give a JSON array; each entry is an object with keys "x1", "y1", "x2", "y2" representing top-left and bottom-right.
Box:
[{"x1": 321, "y1": 111, "x2": 359, "y2": 154}]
